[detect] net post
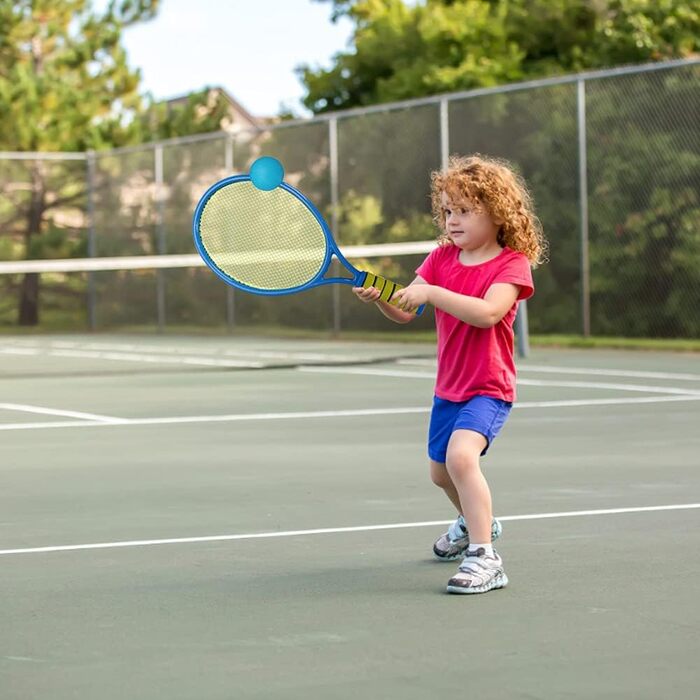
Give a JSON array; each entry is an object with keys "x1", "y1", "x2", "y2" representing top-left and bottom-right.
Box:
[{"x1": 515, "y1": 300, "x2": 530, "y2": 358}]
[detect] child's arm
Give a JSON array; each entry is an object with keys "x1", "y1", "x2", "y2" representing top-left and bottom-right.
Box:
[
  {"x1": 352, "y1": 276, "x2": 426, "y2": 324},
  {"x1": 393, "y1": 282, "x2": 521, "y2": 328}
]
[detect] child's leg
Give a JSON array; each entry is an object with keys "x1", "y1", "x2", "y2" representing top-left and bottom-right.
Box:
[
  {"x1": 429, "y1": 459, "x2": 462, "y2": 513},
  {"x1": 445, "y1": 429, "x2": 492, "y2": 544},
  {"x1": 431, "y1": 454, "x2": 503, "y2": 562}
]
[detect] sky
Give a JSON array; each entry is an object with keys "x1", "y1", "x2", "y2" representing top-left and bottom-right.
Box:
[{"x1": 101, "y1": 0, "x2": 355, "y2": 117}]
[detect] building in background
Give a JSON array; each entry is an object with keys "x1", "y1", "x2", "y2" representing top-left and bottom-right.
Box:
[{"x1": 164, "y1": 87, "x2": 274, "y2": 134}]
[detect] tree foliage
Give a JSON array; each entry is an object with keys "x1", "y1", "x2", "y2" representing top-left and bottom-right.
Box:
[
  {"x1": 0, "y1": 1, "x2": 233, "y2": 324},
  {"x1": 0, "y1": 0, "x2": 160, "y2": 152},
  {"x1": 301, "y1": 0, "x2": 700, "y2": 112},
  {"x1": 291, "y1": 1, "x2": 700, "y2": 338}
]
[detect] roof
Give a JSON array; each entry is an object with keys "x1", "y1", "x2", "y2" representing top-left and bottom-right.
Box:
[{"x1": 163, "y1": 87, "x2": 264, "y2": 129}]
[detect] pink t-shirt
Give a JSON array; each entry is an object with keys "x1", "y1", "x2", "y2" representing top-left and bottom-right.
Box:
[{"x1": 416, "y1": 245, "x2": 534, "y2": 403}]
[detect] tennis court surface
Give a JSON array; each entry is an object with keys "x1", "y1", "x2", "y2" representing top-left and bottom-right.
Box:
[{"x1": 1, "y1": 334, "x2": 699, "y2": 699}]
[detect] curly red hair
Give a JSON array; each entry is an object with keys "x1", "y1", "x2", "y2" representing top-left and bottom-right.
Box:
[{"x1": 431, "y1": 154, "x2": 548, "y2": 267}]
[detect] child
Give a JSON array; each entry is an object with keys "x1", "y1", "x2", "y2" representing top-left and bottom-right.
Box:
[{"x1": 353, "y1": 154, "x2": 547, "y2": 594}]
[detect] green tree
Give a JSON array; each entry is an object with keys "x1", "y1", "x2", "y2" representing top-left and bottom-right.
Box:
[
  {"x1": 0, "y1": 1, "x2": 160, "y2": 154},
  {"x1": 584, "y1": 66, "x2": 700, "y2": 338},
  {"x1": 302, "y1": 0, "x2": 700, "y2": 112},
  {"x1": 138, "y1": 88, "x2": 233, "y2": 142},
  {"x1": 0, "y1": 0, "x2": 160, "y2": 324},
  {"x1": 0, "y1": 1, "x2": 231, "y2": 326},
  {"x1": 298, "y1": 1, "x2": 699, "y2": 338}
]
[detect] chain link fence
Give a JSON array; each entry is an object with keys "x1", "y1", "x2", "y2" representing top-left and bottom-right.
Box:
[{"x1": 1, "y1": 59, "x2": 698, "y2": 338}]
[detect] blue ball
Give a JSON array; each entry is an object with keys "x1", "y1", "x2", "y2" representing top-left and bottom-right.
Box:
[{"x1": 249, "y1": 157, "x2": 285, "y2": 191}]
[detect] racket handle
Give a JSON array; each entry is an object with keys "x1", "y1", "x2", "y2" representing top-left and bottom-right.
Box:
[{"x1": 361, "y1": 273, "x2": 425, "y2": 316}]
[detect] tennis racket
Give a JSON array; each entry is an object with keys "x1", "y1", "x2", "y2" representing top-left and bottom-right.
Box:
[{"x1": 192, "y1": 157, "x2": 424, "y2": 315}]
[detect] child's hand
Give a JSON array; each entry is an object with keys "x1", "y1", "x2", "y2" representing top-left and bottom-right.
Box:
[
  {"x1": 352, "y1": 286, "x2": 381, "y2": 303},
  {"x1": 392, "y1": 285, "x2": 431, "y2": 311}
]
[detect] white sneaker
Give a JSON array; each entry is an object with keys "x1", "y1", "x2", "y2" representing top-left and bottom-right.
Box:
[
  {"x1": 446, "y1": 547, "x2": 508, "y2": 594},
  {"x1": 432, "y1": 515, "x2": 502, "y2": 561}
]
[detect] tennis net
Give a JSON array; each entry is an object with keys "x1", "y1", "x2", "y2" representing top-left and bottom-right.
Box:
[
  {"x1": 0, "y1": 240, "x2": 532, "y2": 357},
  {"x1": 0, "y1": 241, "x2": 437, "y2": 334}
]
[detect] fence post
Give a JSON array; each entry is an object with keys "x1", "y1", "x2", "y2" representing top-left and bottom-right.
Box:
[
  {"x1": 154, "y1": 144, "x2": 166, "y2": 331},
  {"x1": 225, "y1": 135, "x2": 235, "y2": 330},
  {"x1": 577, "y1": 78, "x2": 591, "y2": 337},
  {"x1": 86, "y1": 151, "x2": 97, "y2": 330},
  {"x1": 329, "y1": 117, "x2": 341, "y2": 336},
  {"x1": 224, "y1": 134, "x2": 234, "y2": 173},
  {"x1": 440, "y1": 98, "x2": 449, "y2": 170}
]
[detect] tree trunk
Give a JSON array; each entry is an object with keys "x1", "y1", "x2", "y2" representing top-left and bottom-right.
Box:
[
  {"x1": 18, "y1": 273, "x2": 40, "y2": 326},
  {"x1": 19, "y1": 161, "x2": 47, "y2": 326}
]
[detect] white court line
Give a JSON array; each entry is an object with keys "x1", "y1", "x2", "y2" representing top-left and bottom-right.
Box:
[
  {"x1": 2, "y1": 394, "x2": 700, "y2": 432},
  {"x1": 0, "y1": 345, "x2": 366, "y2": 367},
  {"x1": 519, "y1": 364, "x2": 700, "y2": 382},
  {"x1": 0, "y1": 347, "x2": 40, "y2": 356},
  {"x1": 1, "y1": 339, "x2": 358, "y2": 363},
  {"x1": 515, "y1": 395, "x2": 700, "y2": 408},
  {"x1": 4, "y1": 339, "x2": 696, "y2": 379},
  {"x1": 0, "y1": 407, "x2": 431, "y2": 432},
  {"x1": 298, "y1": 366, "x2": 700, "y2": 396},
  {"x1": 5, "y1": 339, "x2": 696, "y2": 379},
  {"x1": 299, "y1": 366, "x2": 437, "y2": 379},
  {"x1": 1, "y1": 503, "x2": 698, "y2": 556},
  {"x1": 48, "y1": 349, "x2": 266, "y2": 369},
  {"x1": 0, "y1": 403, "x2": 121, "y2": 423},
  {"x1": 516, "y1": 378, "x2": 700, "y2": 395},
  {"x1": 398, "y1": 358, "x2": 700, "y2": 383}
]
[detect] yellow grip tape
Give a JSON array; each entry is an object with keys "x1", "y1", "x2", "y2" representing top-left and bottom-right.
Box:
[
  {"x1": 362, "y1": 273, "x2": 417, "y2": 313},
  {"x1": 362, "y1": 273, "x2": 400, "y2": 302}
]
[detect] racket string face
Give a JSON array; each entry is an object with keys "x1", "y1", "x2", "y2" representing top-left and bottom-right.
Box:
[
  {"x1": 194, "y1": 158, "x2": 424, "y2": 315},
  {"x1": 198, "y1": 181, "x2": 329, "y2": 292}
]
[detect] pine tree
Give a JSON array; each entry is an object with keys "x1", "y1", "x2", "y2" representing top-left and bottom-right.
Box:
[{"x1": 0, "y1": 0, "x2": 159, "y2": 324}]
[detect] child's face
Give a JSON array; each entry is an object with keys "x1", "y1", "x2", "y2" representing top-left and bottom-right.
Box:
[{"x1": 440, "y1": 192, "x2": 501, "y2": 250}]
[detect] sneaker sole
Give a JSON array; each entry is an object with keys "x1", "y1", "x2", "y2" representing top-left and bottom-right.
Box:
[
  {"x1": 446, "y1": 572, "x2": 509, "y2": 595},
  {"x1": 433, "y1": 550, "x2": 464, "y2": 562},
  {"x1": 432, "y1": 519, "x2": 503, "y2": 562}
]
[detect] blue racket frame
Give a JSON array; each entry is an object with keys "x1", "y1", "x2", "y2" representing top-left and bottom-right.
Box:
[
  {"x1": 193, "y1": 173, "x2": 424, "y2": 315},
  {"x1": 193, "y1": 174, "x2": 369, "y2": 296}
]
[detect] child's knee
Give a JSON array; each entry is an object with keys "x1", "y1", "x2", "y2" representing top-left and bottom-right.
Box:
[
  {"x1": 446, "y1": 430, "x2": 486, "y2": 474},
  {"x1": 445, "y1": 447, "x2": 481, "y2": 477},
  {"x1": 429, "y1": 460, "x2": 450, "y2": 488}
]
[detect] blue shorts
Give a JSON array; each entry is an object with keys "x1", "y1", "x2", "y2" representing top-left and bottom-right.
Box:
[{"x1": 428, "y1": 395, "x2": 512, "y2": 463}]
